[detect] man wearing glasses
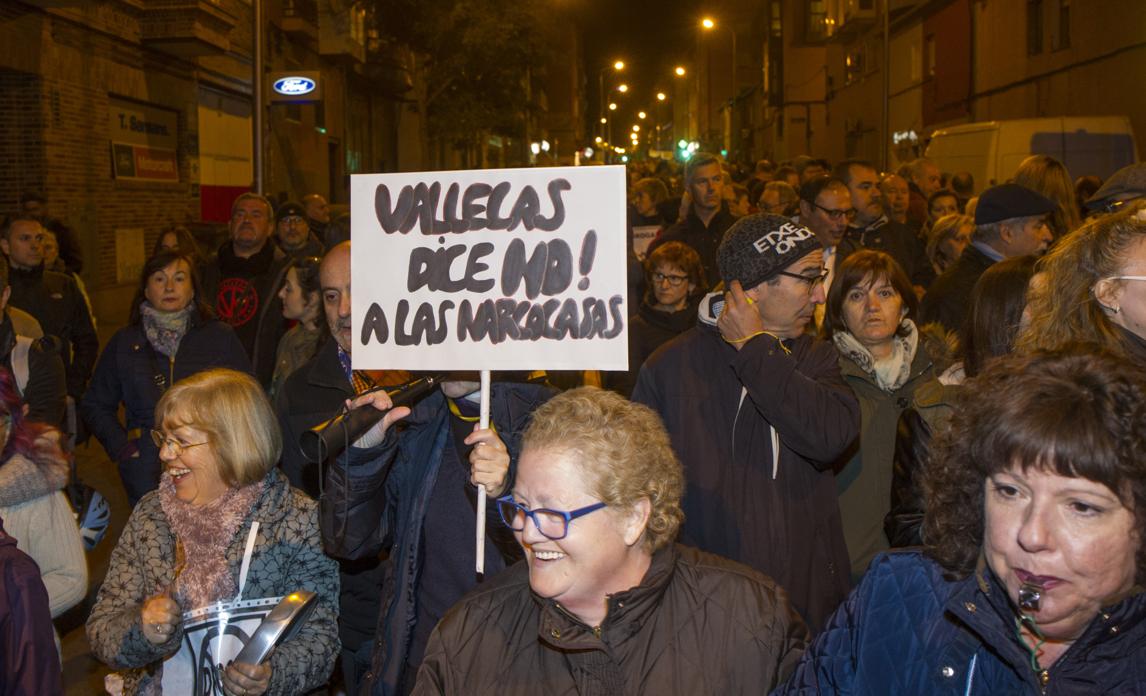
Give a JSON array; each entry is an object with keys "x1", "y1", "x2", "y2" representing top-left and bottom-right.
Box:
[
  {"x1": 833, "y1": 159, "x2": 933, "y2": 292},
  {"x1": 633, "y1": 213, "x2": 860, "y2": 634},
  {"x1": 322, "y1": 372, "x2": 552, "y2": 695},
  {"x1": 795, "y1": 175, "x2": 853, "y2": 329},
  {"x1": 274, "y1": 200, "x2": 325, "y2": 260}
]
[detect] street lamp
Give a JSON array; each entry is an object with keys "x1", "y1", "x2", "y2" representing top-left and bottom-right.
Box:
[
  {"x1": 598, "y1": 59, "x2": 625, "y2": 146},
  {"x1": 632, "y1": 124, "x2": 640, "y2": 132},
  {"x1": 697, "y1": 16, "x2": 738, "y2": 155},
  {"x1": 617, "y1": 83, "x2": 629, "y2": 93},
  {"x1": 608, "y1": 102, "x2": 617, "y2": 111},
  {"x1": 656, "y1": 92, "x2": 666, "y2": 101},
  {"x1": 675, "y1": 66, "x2": 686, "y2": 77},
  {"x1": 600, "y1": 117, "x2": 607, "y2": 124},
  {"x1": 638, "y1": 111, "x2": 647, "y2": 119}
]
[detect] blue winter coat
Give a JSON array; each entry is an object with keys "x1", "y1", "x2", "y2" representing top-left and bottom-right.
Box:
[
  {"x1": 320, "y1": 382, "x2": 553, "y2": 696},
  {"x1": 80, "y1": 316, "x2": 251, "y2": 504},
  {"x1": 774, "y1": 550, "x2": 1146, "y2": 695}
]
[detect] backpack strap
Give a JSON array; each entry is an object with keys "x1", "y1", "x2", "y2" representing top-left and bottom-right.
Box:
[{"x1": 12, "y1": 335, "x2": 32, "y2": 395}]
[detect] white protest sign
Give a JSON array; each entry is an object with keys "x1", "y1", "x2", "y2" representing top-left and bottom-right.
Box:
[{"x1": 350, "y1": 165, "x2": 629, "y2": 371}]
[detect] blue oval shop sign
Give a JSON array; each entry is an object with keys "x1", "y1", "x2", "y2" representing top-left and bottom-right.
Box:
[{"x1": 273, "y1": 76, "x2": 316, "y2": 96}]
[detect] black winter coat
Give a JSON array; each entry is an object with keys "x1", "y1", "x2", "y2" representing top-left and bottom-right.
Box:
[
  {"x1": 837, "y1": 215, "x2": 933, "y2": 288},
  {"x1": 7, "y1": 264, "x2": 98, "y2": 399},
  {"x1": 920, "y1": 244, "x2": 997, "y2": 332},
  {"x1": 646, "y1": 203, "x2": 735, "y2": 292},
  {"x1": 604, "y1": 297, "x2": 699, "y2": 398},
  {"x1": 413, "y1": 544, "x2": 810, "y2": 695},
  {"x1": 80, "y1": 315, "x2": 250, "y2": 505},
  {"x1": 632, "y1": 305, "x2": 859, "y2": 633}
]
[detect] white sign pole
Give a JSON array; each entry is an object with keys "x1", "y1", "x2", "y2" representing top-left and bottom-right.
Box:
[{"x1": 476, "y1": 369, "x2": 491, "y2": 575}]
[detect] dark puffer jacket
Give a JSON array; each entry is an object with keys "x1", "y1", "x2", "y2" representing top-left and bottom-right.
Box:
[
  {"x1": 774, "y1": 550, "x2": 1146, "y2": 695},
  {"x1": 414, "y1": 544, "x2": 809, "y2": 695}
]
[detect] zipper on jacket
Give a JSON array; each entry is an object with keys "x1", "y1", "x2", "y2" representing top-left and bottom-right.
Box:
[{"x1": 169, "y1": 356, "x2": 175, "y2": 388}]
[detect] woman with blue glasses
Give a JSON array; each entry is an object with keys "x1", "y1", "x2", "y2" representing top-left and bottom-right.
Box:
[{"x1": 411, "y1": 387, "x2": 810, "y2": 695}]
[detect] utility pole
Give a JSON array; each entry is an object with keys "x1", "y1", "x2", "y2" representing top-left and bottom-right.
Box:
[{"x1": 253, "y1": 0, "x2": 264, "y2": 193}]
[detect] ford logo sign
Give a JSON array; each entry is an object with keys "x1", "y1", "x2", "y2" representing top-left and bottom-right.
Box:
[{"x1": 273, "y1": 76, "x2": 317, "y2": 96}]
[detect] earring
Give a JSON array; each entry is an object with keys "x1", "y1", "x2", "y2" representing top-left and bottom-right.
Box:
[{"x1": 1112, "y1": 306, "x2": 1121, "y2": 314}]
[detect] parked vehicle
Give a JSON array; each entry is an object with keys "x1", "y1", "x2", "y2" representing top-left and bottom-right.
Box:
[{"x1": 924, "y1": 116, "x2": 1138, "y2": 192}]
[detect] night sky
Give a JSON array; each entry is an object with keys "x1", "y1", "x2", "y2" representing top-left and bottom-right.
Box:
[{"x1": 575, "y1": 0, "x2": 709, "y2": 134}]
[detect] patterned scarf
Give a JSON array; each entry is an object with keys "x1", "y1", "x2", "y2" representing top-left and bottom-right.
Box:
[
  {"x1": 158, "y1": 472, "x2": 264, "y2": 609},
  {"x1": 140, "y1": 302, "x2": 194, "y2": 359},
  {"x1": 833, "y1": 319, "x2": 919, "y2": 392}
]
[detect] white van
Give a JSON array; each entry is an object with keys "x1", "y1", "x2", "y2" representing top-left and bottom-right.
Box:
[{"x1": 923, "y1": 116, "x2": 1138, "y2": 193}]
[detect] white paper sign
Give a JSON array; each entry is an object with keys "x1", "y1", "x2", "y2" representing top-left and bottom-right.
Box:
[
  {"x1": 160, "y1": 596, "x2": 281, "y2": 695},
  {"x1": 350, "y1": 166, "x2": 629, "y2": 370}
]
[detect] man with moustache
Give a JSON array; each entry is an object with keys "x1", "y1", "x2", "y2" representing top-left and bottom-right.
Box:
[
  {"x1": 276, "y1": 241, "x2": 409, "y2": 694},
  {"x1": 322, "y1": 363, "x2": 552, "y2": 695},
  {"x1": 834, "y1": 160, "x2": 932, "y2": 290},
  {"x1": 201, "y1": 193, "x2": 290, "y2": 387},
  {"x1": 632, "y1": 213, "x2": 859, "y2": 633},
  {"x1": 647, "y1": 152, "x2": 735, "y2": 289}
]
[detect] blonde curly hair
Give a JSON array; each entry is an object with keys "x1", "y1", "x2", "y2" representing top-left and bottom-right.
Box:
[{"x1": 521, "y1": 387, "x2": 683, "y2": 552}]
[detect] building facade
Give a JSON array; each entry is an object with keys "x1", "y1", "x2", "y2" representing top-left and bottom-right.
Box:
[{"x1": 0, "y1": 0, "x2": 420, "y2": 320}]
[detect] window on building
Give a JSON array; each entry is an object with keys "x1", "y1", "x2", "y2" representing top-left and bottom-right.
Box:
[
  {"x1": 845, "y1": 47, "x2": 865, "y2": 85},
  {"x1": 1027, "y1": 0, "x2": 1044, "y2": 55},
  {"x1": 806, "y1": 0, "x2": 829, "y2": 43},
  {"x1": 1051, "y1": 0, "x2": 1070, "y2": 50},
  {"x1": 924, "y1": 34, "x2": 936, "y2": 78}
]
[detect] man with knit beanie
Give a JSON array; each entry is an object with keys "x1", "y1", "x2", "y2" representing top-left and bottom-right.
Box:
[{"x1": 632, "y1": 213, "x2": 859, "y2": 634}]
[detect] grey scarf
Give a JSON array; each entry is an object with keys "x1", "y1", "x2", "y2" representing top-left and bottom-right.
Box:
[
  {"x1": 140, "y1": 302, "x2": 194, "y2": 359},
  {"x1": 833, "y1": 319, "x2": 919, "y2": 392}
]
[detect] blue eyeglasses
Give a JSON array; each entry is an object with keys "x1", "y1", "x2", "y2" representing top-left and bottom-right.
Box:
[{"x1": 496, "y1": 496, "x2": 607, "y2": 541}]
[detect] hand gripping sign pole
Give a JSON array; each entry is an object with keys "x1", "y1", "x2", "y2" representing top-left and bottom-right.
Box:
[{"x1": 351, "y1": 165, "x2": 628, "y2": 576}]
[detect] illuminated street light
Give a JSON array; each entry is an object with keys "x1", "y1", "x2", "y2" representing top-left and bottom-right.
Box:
[
  {"x1": 609, "y1": 102, "x2": 617, "y2": 111},
  {"x1": 594, "y1": 136, "x2": 602, "y2": 143},
  {"x1": 632, "y1": 124, "x2": 640, "y2": 132},
  {"x1": 614, "y1": 60, "x2": 625, "y2": 71},
  {"x1": 617, "y1": 84, "x2": 629, "y2": 93},
  {"x1": 701, "y1": 17, "x2": 715, "y2": 30},
  {"x1": 674, "y1": 66, "x2": 686, "y2": 77},
  {"x1": 657, "y1": 92, "x2": 666, "y2": 101},
  {"x1": 638, "y1": 111, "x2": 647, "y2": 119},
  {"x1": 600, "y1": 117, "x2": 607, "y2": 124}
]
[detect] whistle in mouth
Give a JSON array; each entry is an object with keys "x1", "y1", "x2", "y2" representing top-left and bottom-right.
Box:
[{"x1": 1019, "y1": 583, "x2": 1042, "y2": 611}]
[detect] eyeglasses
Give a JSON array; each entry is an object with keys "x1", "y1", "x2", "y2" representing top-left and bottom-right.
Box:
[
  {"x1": 496, "y1": 496, "x2": 607, "y2": 541},
  {"x1": 810, "y1": 200, "x2": 857, "y2": 222},
  {"x1": 280, "y1": 215, "x2": 306, "y2": 225},
  {"x1": 651, "y1": 272, "x2": 689, "y2": 287},
  {"x1": 777, "y1": 268, "x2": 830, "y2": 290},
  {"x1": 150, "y1": 430, "x2": 209, "y2": 457}
]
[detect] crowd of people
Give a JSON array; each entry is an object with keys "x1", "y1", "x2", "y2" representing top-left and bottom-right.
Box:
[{"x1": 0, "y1": 151, "x2": 1144, "y2": 695}]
